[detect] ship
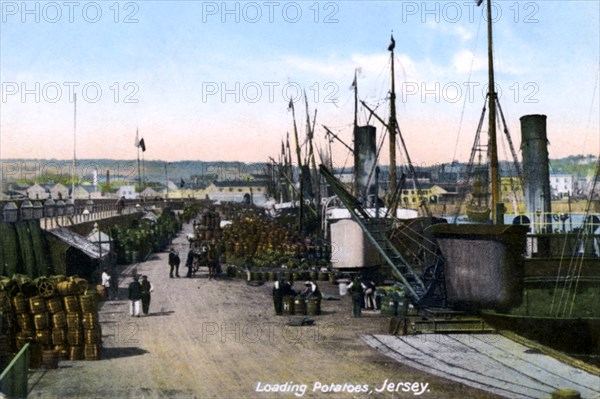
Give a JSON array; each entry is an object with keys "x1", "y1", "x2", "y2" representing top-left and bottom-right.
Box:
[
  {"x1": 425, "y1": 0, "x2": 600, "y2": 362},
  {"x1": 316, "y1": 0, "x2": 600, "y2": 364}
]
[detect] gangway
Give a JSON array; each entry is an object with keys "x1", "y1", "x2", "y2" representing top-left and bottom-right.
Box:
[{"x1": 320, "y1": 165, "x2": 444, "y2": 306}]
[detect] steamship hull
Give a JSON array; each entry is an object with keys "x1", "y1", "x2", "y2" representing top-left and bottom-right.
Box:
[
  {"x1": 481, "y1": 254, "x2": 600, "y2": 361},
  {"x1": 428, "y1": 223, "x2": 529, "y2": 310}
]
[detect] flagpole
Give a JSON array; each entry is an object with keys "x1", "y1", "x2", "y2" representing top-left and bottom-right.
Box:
[
  {"x1": 142, "y1": 151, "x2": 145, "y2": 192},
  {"x1": 72, "y1": 93, "x2": 77, "y2": 199},
  {"x1": 136, "y1": 128, "x2": 141, "y2": 193}
]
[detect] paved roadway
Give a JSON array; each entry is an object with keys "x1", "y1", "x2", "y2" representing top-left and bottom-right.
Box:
[{"x1": 27, "y1": 223, "x2": 507, "y2": 399}]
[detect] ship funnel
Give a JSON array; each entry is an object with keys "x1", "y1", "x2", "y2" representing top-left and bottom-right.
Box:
[
  {"x1": 520, "y1": 115, "x2": 552, "y2": 251},
  {"x1": 354, "y1": 125, "x2": 377, "y2": 206}
]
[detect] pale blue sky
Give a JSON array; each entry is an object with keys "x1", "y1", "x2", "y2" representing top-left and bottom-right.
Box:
[{"x1": 1, "y1": 0, "x2": 599, "y2": 165}]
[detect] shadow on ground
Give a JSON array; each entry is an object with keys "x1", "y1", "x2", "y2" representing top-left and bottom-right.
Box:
[{"x1": 102, "y1": 347, "x2": 149, "y2": 359}]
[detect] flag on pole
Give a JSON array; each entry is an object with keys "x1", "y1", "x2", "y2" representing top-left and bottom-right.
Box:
[
  {"x1": 388, "y1": 34, "x2": 396, "y2": 52},
  {"x1": 180, "y1": 178, "x2": 185, "y2": 188},
  {"x1": 287, "y1": 97, "x2": 294, "y2": 111},
  {"x1": 139, "y1": 138, "x2": 146, "y2": 152},
  {"x1": 134, "y1": 128, "x2": 140, "y2": 147},
  {"x1": 476, "y1": 0, "x2": 483, "y2": 5}
]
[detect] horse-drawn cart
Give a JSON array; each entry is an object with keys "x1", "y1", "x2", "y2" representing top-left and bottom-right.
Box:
[{"x1": 188, "y1": 239, "x2": 221, "y2": 278}]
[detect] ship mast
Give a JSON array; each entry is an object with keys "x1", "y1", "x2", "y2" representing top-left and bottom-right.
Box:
[
  {"x1": 388, "y1": 35, "x2": 398, "y2": 209},
  {"x1": 485, "y1": 0, "x2": 502, "y2": 224}
]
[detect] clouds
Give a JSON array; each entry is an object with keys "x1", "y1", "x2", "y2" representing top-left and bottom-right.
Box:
[{"x1": 0, "y1": 1, "x2": 598, "y2": 164}]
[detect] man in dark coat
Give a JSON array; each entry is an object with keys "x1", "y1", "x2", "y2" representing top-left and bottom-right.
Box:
[
  {"x1": 128, "y1": 275, "x2": 142, "y2": 317},
  {"x1": 348, "y1": 277, "x2": 364, "y2": 318},
  {"x1": 272, "y1": 279, "x2": 284, "y2": 315},
  {"x1": 185, "y1": 250, "x2": 195, "y2": 278},
  {"x1": 168, "y1": 248, "x2": 180, "y2": 278},
  {"x1": 173, "y1": 251, "x2": 181, "y2": 278},
  {"x1": 140, "y1": 275, "x2": 153, "y2": 316}
]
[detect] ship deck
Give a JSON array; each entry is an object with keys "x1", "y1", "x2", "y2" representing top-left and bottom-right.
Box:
[{"x1": 363, "y1": 334, "x2": 600, "y2": 399}]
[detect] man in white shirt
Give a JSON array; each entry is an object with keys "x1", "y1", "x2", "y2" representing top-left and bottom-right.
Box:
[{"x1": 101, "y1": 268, "x2": 111, "y2": 300}]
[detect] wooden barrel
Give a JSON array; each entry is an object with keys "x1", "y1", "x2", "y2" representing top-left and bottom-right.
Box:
[
  {"x1": 84, "y1": 344, "x2": 100, "y2": 360},
  {"x1": 36, "y1": 279, "x2": 56, "y2": 298},
  {"x1": 52, "y1": 311, "x2": 67, "y2": 329},
  {"x1": 70, "y1": 278, "x2": 88, "y2": 295},
  {"x1": 42, "y1": 350, "x2": 59, "y2": 369},
  {"x1": 283, "y1": 296, "x2": 295, "y2": 315},
  {"x1": 15, "y1": 332, "x2": 33, "y2": 350},
  {"x1": 57, "y1": 281, "x2": 75, "y2": 296},
  {"x1": 66, "y1": 313, "x2": 81, "y2": 330},
  {"x1": 54, "y1": 345, "x2": 68, "y2": 360},
  {"x1": 85, "y1": 328, "x2": 101, "y2": 345},
  {"x1": 82, "y1": 313, "x2": 98, "y2": 330},
  {"x1": 29, "y1": 296, "x2": 46, "y2": 314},
  {"x1": 35, "y1": 330, "x2": 52, "y2": 345},
  {"x1": 52, "y1": 328, "x2": 67, "y2": 345},
  {"x1": 17, "y1": 313, "x2": 33, "y2": 332},
  {"x1": 67, "y1": 329, "x2": 84, "y2": 346},
  {"x1": 33, "y1": 312, "x2": 50, "y2": 330},
  {"x1": 12, "y1": 294, "x2": 28, "y2": 314},
  {"x1": 63, "y1": 296, "x2": 79, "y2": 313},
  {"x1": 29, "y1": 342, "x2": 43, "y2": 369},
  {"x1": 68, "y1": 345, "x2": 83, "y2": 360},
  {"x1": 47, "y1": 298, "x2": 64, "y2": 314},
  {"x1": 307, "y1": 297, "x2": 321, "y2": 316},
  {"x1": 80, "y1": 295, "x2": 97, "y2": 313},
  {"x1": 293, "y1": 297, "x2": 306, "y2": 315}
]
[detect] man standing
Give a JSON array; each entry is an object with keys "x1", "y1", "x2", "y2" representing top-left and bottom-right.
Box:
[
  {"x1": 272, "y1": 279, "x2": 285, "y2": 315},
  {"x1": 140, "y1": 275, "x2": 154, "y2": 316},
  {"x1": 101, "y1": 268, "x2": 111, "y2": 300},
  {"x1": 348, "y1": 277, "x2": 364, "y2": 318},
  {"x1": 173, "y1": 250, "x2": 181, "y2": 278},
  {"x1": 301, "y1": 280, "x2": 321, "y2": 299},
  {"x1": 185, "y1": 250, "x2": 195, "y2": 278},
  {"x1": 168, "y1": 248, "x2": 180, "y2": 278},
  {"x1": 128, "y1": 275, "x2": 142, "y2": 317},
  {"x1": 363, "y1": 279, "x2": 376, "y2": 310}
]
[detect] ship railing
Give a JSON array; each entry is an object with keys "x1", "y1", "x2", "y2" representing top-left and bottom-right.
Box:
[
  {"x1": 505, "y1": 211, "x2": 600, "y2": 234},
  {"x1": 523, "y1": 232, "x2": 600, "y2": 259}
]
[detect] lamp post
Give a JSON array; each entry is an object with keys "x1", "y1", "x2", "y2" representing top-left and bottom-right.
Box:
[
  {"x1": 65, "y1": 198, "x2": 75, "y2": 216},
  {"x1": 32, "y1": 200, "x2": 43, "y2": 219},
  {"x1": 44, "y1": 197, "x2": 55, "y2": 229},
  {"x1": 3, "y1": 202, "x2": 18, "y2": 223},
  {"x1": 20, "y1": 199, "x2": 33, "y2": 221},
  {"x1": 84, "y1": 197, "x2": 94, "y2": 221},
  {"x1": 55, "y1": 200, "x2": 65, "y2": 216},
  {"x1": 56, "y1": 199, "x2": 65, "y2": 226}
]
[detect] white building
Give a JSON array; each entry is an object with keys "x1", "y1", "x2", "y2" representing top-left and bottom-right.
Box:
[{"x1": 549, "y1": 174, "x2": 574, "y2": 199}]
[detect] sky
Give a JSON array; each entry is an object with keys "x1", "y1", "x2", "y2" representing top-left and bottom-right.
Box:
[{"x1": 1, "y1": 0, "x2": 599, "y2": 169}]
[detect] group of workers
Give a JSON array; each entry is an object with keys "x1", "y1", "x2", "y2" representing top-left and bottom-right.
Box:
[
  {"x1": 271, "y1": 275, "x2": 378, "y2": 318},
  {"x1": 272, "y1": 279, "x2": 322, "y2": 316}
]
